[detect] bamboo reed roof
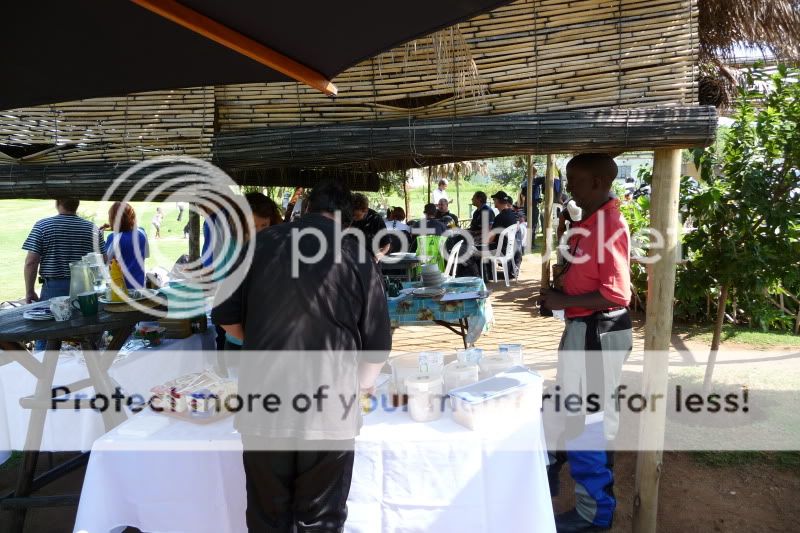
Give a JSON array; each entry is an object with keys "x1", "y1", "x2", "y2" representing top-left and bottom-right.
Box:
[{"x1": 0, "y1": 0, "x2": 713, "y2": 198}]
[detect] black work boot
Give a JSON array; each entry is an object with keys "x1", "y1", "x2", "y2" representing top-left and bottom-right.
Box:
[
  {"x1": 554, "y1": 509, "x2": 610, "y2": 533},
  {"x1": 546, "y1": 462, "x2": 562, "y2": 497}
]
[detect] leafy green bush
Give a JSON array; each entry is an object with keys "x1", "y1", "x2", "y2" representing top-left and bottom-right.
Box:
[{"x1": 618, "y1": 65, "x2": 800, "y2": 336}]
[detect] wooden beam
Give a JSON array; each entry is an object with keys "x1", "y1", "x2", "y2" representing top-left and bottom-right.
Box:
[
  {"x1": 540, "y1": 155, "x2": 555, "y2": 285},
  {"x1": 633, "y1": 148, "x2": 682, "y2": 533},
  {"x1": 455, "y1": 166, "x2": 461, "y2": 219},
  {"x1": 403, "y1": 170, "x2": 411, "y2": 220},
  {"x1": 213, "y1": 107, "x2": 719, "y2": 173},
  {"x1": 130, "y1": 0, "x2": 337, "y2": 96},
  {"x1": 525, "y1": 155, "x2": 534, "y2": 253},
  {"x1": 188, "y1": 206, "x2": 200, "y2": 262},
  {"x1": 427, "y1": 167, "x2": 432, "y2": 205}
]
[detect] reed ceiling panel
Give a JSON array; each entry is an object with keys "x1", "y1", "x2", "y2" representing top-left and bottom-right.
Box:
[
  {"x1": 216, "y1": 0, "x2": 699, "y2": 130},
  {"x1": 0, "y1": 0, "x2": 698, "y2": 171},
  {"x1": 0, "y1": 88, "x2": 215, "y2": 165}
]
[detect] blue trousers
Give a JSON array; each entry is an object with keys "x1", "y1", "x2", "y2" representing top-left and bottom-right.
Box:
[
  {"x1": 34, "y1": 278, "x2": 70, "y2": 352},
  {"x1": 565, "y1": 420, "x2": 615, "y2": 528}
]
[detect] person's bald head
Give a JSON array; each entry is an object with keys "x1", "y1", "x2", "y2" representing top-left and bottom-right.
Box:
[
  {"x1": 567, "y1": 153, "x2": 617, "y2": 186},
  {"x1": 565, "y1": 153, "x2": 618, "y2": 209}
]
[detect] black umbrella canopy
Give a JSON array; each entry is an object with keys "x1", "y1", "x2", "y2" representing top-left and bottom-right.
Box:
[{"x1": 2, "y1": 0, "x2": 511, "y2": 111}]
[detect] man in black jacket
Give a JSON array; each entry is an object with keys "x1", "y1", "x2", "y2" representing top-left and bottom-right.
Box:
[
  {"x1": 351, "y1": 192, "x2": 386, "y2": 253},
  {"x1": 213, "y1": 182, "x2": 391, "y2": 532}
]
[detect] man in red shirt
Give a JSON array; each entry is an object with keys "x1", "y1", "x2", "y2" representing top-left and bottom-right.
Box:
[{"x1": 538, "y1": 153, "x2": 633, "y2": 532}]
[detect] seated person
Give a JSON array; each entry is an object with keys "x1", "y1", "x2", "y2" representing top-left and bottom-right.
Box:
[
  {"x1": 351, "y1": 192, "x2": 386, "y2": 253},
  {"x1": 439, "y1": 215, "x2": 456, "y2": 230},
  {"x1": 385, "y1": 206, "x2": 411, "y2": 232},
  {"x1": 435, "y1": 199, "x2": 459, "y2": 227},
  {"x1": 469, "y1": 191, "x2": 495, "y2": 235},
  {"x1": 489, "y1": 191, "x2": 522, "y2": 278},
  {"x1": 104, "y1": 202, "x2": 149, "y2": 289},
  {"x1": 489, "y1": 190, "x2": 518, "y2": 250},
  {"x1": 409, "y1": 204, "x2": 447, "y2": 237}
]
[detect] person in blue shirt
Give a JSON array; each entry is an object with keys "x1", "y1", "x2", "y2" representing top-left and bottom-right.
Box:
[
  {"x1": 103, "y1": 202, "x2": 149, "y2": 289},
  {"x1": 201, "y1": 208, "x2": 220, "y2": 270}
]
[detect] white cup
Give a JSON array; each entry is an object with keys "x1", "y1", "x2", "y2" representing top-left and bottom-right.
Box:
[{"x1": 49, "y1": 296, "x2": 73, "y2": 321}]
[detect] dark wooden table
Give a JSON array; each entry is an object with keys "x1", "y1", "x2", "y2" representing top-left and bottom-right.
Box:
[{"x1": 0, "y1": 302, "x2": 149, "y2": 533}]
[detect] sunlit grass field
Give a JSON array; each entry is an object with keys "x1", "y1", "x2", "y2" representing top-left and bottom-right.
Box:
[{"x1": 0, "y1": 199, "x2": 191, "y2": 303}]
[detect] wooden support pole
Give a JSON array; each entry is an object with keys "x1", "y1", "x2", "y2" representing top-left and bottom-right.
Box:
[
  {"x1": 427, "y1": 167, "x2": 432, "y2": 205},
  {"x1": 455, "y1": 166, "x2": 461, "y2": 220},
  {"x1": 403, "y1": 171, "x2": 411, "y2": 220},
  {"x1": 633, "y1": 148, "x2": 681, "y2": 533},
  {"x1": 130, "y1": 0, "x2": 337, "y2": 96},
  {"x1": 188, "y1": 206, "x2": 201, "y2": 262},
  {"x1": 525, "y1": 155, "x2": 535, "y2": 254},
  {"x1": 541, "y1": 155, "x2": 555, "y2": 284}
]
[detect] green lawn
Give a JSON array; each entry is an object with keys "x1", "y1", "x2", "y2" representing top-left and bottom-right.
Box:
[
  {"x1": 673, "y1": 323, "x2": 800, "y2": 347},
  {"x1": 0, "y1": 199, "x2": 193, "y2": 303},
  {"x1": 0, "y1": 185, "x2": 507, "y2": 304}
]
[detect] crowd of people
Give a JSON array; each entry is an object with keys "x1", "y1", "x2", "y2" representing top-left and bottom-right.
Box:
[{"x1": 18, "y1": 153, "x2": 631, "y2": 533}]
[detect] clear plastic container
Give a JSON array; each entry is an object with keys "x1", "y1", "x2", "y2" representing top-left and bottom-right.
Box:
[
  {"x1": 390, "y1": 353, "x2": 445, "y2": 395},
  {"x1": 449, "y1": 366, "x2": 543, "y2": 430},
  {"x1": 456, "y1": 348, "x2": 483, "y2": 365},
  {"x1": 498, "y1": 344, "x2": 524, "y2": 366},
  {"x1": 405, "y1": 374, "x2": 444, "y2": 422},
  {"x1": 418, "y1": 351, "x2": 444, "y2": 375},
  {"x1": 478, "y1": 354, "x2": 514, "y2": 380},
  {"x1": 444, "y1": 361, "x2": 480, "y2": 393}
]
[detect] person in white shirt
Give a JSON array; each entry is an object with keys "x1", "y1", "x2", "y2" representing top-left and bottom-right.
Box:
[
  {"x1": 432, "y1": 179, "x2": 449, "y2": 204},
  {"x1": 385, "y1": 206, "x2": 411, "y2": 233}
]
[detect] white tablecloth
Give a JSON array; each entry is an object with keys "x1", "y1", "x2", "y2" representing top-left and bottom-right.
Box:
[
  {"x1": 0, "y1": 330, "x2": 216, "y2": 453},
  {"x1": 75, "y1": 383, "x2": 555, "y2": 533}
]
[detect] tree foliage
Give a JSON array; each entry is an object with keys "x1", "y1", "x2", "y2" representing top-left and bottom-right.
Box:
[
  {"x1": 688, "y1": 64, "x2": 800, "y2": 331},
  {"x1": 619, "y1": 66, "x2": 800, "y2": 334}
]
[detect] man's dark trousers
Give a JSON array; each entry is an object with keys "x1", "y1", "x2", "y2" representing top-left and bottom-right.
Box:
[{"x1": 242, "y1": 436, "x2": 355, "y2": 533}]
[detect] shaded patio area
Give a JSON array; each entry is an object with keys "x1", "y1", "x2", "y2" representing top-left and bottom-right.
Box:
[{"x1": 390, "y1": 254, "x2": 648, "y2": 379}]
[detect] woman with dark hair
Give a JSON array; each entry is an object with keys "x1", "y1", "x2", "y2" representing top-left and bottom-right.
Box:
[
  {"x1": 104, "y1": 202, "x2": 149, "y2": 288},
  {"x1": 245, "y1": 192, "x2": 282, "y2": 232},
  {"x1": 217, "y1": 193, "x2": 283, "y2": 352}
]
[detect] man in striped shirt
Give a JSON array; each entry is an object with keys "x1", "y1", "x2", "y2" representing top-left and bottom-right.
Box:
[{"x1": 22, "y1": 198, "x2": 105, "y2": 305}]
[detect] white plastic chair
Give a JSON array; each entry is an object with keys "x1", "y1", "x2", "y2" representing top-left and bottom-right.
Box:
[
  {"x1": 443, "y1": 239, "x2": 464, "y2": 279},
  {"x1": 481, "y1": 225, "x2": 518, "y2": 287}
]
